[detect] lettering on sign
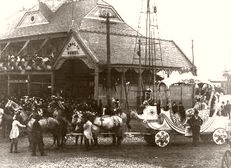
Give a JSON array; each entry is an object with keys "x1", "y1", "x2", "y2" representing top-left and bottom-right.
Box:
[
  {"x1": 67, "y1": 42, "x2": 81, "y2": 55},
  {"x1": 62, "y1": 37, "x2": 85, "y2": 57}
]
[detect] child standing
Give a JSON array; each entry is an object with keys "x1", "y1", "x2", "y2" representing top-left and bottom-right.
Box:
[{"x1": 9, "y1": 115, "x2": 26, "y2": 153}]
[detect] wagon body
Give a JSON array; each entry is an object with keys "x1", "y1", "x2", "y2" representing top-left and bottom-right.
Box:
[{"x1": 131, "y1": 73, "x2": 231, "y2": 147}]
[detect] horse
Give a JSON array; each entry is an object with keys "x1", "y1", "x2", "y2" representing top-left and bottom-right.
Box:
[
  {"x1": 1, "y1": 99, "x2": 24, "y2": 138},
  {"x1": 49, "y1": 98, "x2": 73, "y2": 147},
  {"x1": 72, "y1": 110, "x2": 127, "y2": 149},
  {"x1": 4, "y1": 99, "x2": 71, "y2": 148},
  {"x1": 26, "y1": 114, "x2": 65, "y2": 148}
]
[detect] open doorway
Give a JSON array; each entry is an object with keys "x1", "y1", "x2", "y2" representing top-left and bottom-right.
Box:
[{"x1": 54, "y1": 59, "x2": 94, "y2": 100}]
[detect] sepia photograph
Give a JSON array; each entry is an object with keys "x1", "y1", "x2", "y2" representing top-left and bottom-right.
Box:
[{"x1": 0, "y1": 0, "x2": 230, "y2": 167}]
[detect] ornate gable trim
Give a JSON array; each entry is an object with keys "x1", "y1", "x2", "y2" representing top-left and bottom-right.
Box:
[
  {"x1": 17, "y1": 11, "x2": 49, "y2": 28},
  {"x1": 62, "y1": 36, "x2": 85, "y2": 58},
  {"x1": 54, "y1": 31, "x2": 99, "y2": 70},
  {"x1": 84, "y1": 4, "x2": 124, "y2": 23}
]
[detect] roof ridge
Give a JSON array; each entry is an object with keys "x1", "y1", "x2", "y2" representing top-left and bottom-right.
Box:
[{"x1": 97, "y1": 0, "x2": 110, "y2": 6}]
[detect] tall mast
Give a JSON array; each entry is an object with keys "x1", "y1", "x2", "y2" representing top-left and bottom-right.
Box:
[
  {"x1": 148, "y1": 1, "x2": 163, "y2": 105},
  {"x1": 192, "y1": 39, "x2": 194, "y2": 65},
  {"x1": 132, "y1": 0, "x2": 164, "y2": 107}
]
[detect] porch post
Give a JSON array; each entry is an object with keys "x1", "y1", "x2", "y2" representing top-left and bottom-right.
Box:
[
  {"x1": 120, "y1": 69, "x2": 123, "y2": 105},
  {"x1": 94, "y1": 66, "x2": 99, "y2": 101},
  {"x1": 51, "y1": 72, "x2": 55, "y2": 94},
  {"x1": 7, "y1": 74, "x2": 10, "y2": 97},
  {"x1": 27, "y1": 74, "x2": 30, "y2": 96}
]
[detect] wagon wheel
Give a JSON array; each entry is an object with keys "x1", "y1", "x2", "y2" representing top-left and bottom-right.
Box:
[
  {"x1": 221, "y1": 150, "x2": 231, "y2": 168},
  {"x1": 144, "y1": 135, "x2": 155, "y2": 145},
  {"x1": 155, "y1": 131, "x2": 170, "y2": 147},
  {"x1": 213, "y1": 128, "x2": 228, "y2": 145}
]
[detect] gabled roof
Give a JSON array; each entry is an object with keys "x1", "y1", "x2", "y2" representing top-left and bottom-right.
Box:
[
  {"x1": 0, "y1": 0, "x2": 138, "y2": 41},
  {"x1": 39, "y1": 0, "x2": 66, "y2": 12},
  {"x1": 0, "y1": 0, "x2": 99, "y2": 40},
  {"x1": 54, "y1": 30, "x2": 99, "y2": 70},
  {"x1": 0, "y1": 0, "x2": 195, "y2": 72},
  {"x1": 79, "y1": 31, "x2": 195, "y2": 70},
  {"x1": 84, "y1": 2, "x2": 124, "y2": 23},
  {"x1": 17, "y1": 10, "x2": 49, "y2": 28}
]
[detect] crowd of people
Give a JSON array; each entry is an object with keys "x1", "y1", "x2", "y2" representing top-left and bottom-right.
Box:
[
  {"x1": 0, "y1": 94, "x2": 103, "y2": 155},
  {"x1": 0, "y1": 54, "x2": 54, "y2": 71},
  {"x1": 172, "y1": 101, "x2": 186, "y2": 122},
  {"x1": 1, "y1": 94, "x2": 125, "y2": 155}
]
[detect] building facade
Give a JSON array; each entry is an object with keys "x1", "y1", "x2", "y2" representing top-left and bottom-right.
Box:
[{"x1": 0, "y1": 0, "x2": 196, "y2": 108}]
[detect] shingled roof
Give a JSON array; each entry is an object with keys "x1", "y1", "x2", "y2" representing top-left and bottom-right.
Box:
[
  {"x1": 0, "y1": 0, "x2": 196, "y2": 72},
  {"x1": 0, "y1": 0, "x2": 99, "y2": 40},
  {"x1": 79, "y1": 31, "x2": 193, "y2": 69}
]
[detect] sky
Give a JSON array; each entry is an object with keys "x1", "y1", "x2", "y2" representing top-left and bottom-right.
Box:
[{"x1": 0, "y1": 0, "x2": 230, "y2": 80}]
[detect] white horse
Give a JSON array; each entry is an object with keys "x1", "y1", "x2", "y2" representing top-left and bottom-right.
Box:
[{"x1": 72, "y1": 111, "x2": 127, "y2": 149}]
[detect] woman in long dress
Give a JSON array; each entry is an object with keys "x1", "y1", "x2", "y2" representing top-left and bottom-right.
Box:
[{"x1": 9, "y1": 115, "x2": 26, "y2": 153}]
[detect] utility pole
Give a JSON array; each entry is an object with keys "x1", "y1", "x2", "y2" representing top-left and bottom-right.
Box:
[
  {"x1": 100, "y1": 12, "x2": 114, "y2": 109},
  {"x1": 137, "y1": 39, "x2": 142, "y2": 108},
  {"x1": 106, "y1": 13, "x2": 112, "y2": 109},
  {"x1": 192, "y1": 39, "x2": 194, "y2": 65}
]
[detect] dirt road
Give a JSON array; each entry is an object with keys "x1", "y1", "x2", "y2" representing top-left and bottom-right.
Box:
[{"x1": 0, "y1": 134, "x2": 227, "y2": 168}]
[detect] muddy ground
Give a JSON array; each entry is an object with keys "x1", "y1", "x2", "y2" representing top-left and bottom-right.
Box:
[{"x1": 0, "y1": 132, "x2": 227, "y2": 168}]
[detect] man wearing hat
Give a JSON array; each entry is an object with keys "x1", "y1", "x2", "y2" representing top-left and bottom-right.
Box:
[
  {"x1": 31, "y1": 114, "x2": 45, "y2": 156},
  {"x1": 112, "y1": 98, "x2": 122, "y2": 116},
  {"x1": 187, "y1": 108, "x2": 203, "y2": 146}
]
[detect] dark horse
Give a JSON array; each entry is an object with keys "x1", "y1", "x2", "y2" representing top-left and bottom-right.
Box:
[
  {"x1": 72, "y1": 110, "x2": 127, "y2": 149},
  {"x1": 4, "y1": 99, "x2": 70, "y2": 148},
  {"x1": 26, "y1": 114, "x2": 67, "y2": 148},
  {"x1": 47, "y1": 98, "x2": 72, "y2": 147}
]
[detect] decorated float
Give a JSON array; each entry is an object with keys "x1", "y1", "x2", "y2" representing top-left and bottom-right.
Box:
[{"x1": 130, "y1": 72, "x2": 230, "y2": 147}]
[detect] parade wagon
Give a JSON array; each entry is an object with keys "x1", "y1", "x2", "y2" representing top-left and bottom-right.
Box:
[{"x1": 130, "y1": 72, "x2": 230, "y2": 147}]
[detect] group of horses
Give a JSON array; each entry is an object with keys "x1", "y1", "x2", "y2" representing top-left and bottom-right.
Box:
[
  {"x1": 0, "y1": 98, "x2": 131, "y2": 150},
  {"x1": 0, "y1": 98, "x2": 71, "y2": 148},
  {"x1": 71, "y1": 109, "x2": 128, "y2": 149}
]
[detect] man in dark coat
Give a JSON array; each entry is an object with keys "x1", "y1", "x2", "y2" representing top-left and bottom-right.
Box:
[
  {"x1": 223, "y1": 100, "x2": 231, "y2": 118},
  {"x1": 172, "y1": 102, "x2": 178, "y2": 114},
  {"x1": 178, "y1": 102, "x2": 186, "y2": 122},
  {"x1": 187, "y1": 109, "x2": 203, "y2": 146},
  {"x1": 31, "y1": 115, "x2": 45, "y2": 156},
  {"x1": 112, "y1": 98, "x2": 122, "y2": 116}
]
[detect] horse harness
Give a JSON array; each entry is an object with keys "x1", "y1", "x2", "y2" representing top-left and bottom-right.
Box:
[{"x1": 95, "y1": 115, "x2": 121, "y2": 129}]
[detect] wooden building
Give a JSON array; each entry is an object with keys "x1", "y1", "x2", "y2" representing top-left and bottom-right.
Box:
[{"x1": 0, "y1": 0, "x2": 196, "y2": 108}]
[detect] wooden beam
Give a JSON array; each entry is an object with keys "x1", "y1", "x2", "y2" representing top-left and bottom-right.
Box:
[
  {"x1": 94, "y1": 66, "x2": 99, "y2": 101},
  {"x1": 37, "y1": 39, "x2": 49, "y2": 53},
  {"x1": 7, "y1": 74, "x2": 10, "y2": 97},
  {"x1": 0, "y1": 42, "x2": 10, "y2": 56},
  {"x1": 51, "y1": 72, "x2": 55, "y2": 94},
  {"x1": 17, "y1": 40, "x2": 30, "y2": 56},
  {"x1": 0, "y1": 32, "x2": 68, "y2": 44}
]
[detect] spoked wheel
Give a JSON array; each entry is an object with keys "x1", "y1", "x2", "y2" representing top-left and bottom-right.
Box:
[
  {"x1": 213, "y1": 128, "x2": 228, "y2": 145},
  {"x1": 221, "y1": 150, "x2": 231, "y2": 168},
  {"x1": 144, "y1": 135, "x2": 155, "y2": 145},
  {"x1": 155, "y1": 131, "x2": 170, "y2": 147}
]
